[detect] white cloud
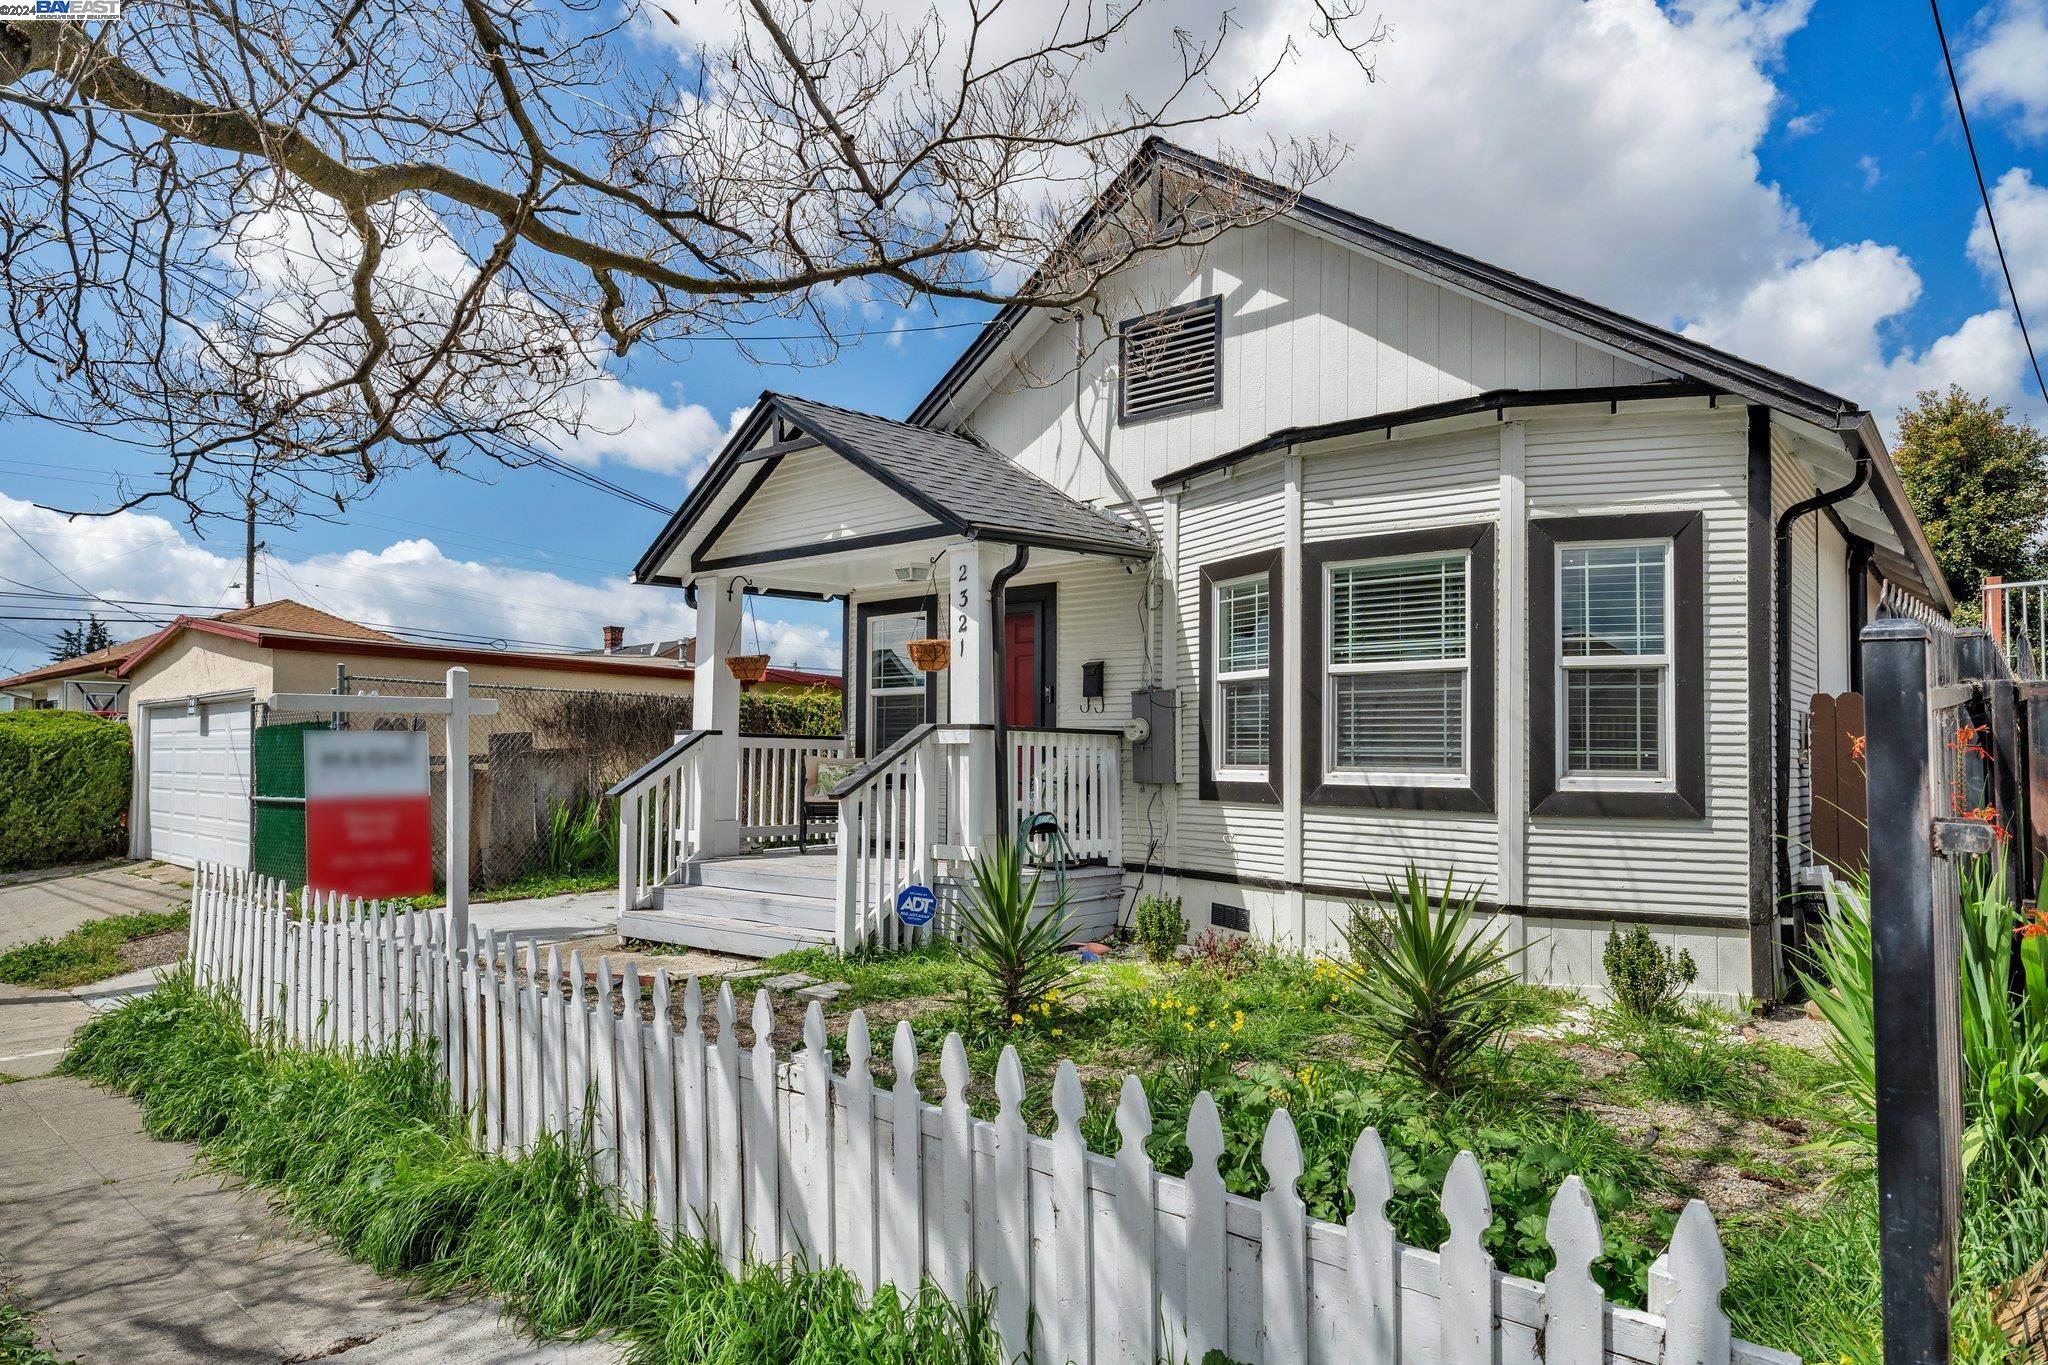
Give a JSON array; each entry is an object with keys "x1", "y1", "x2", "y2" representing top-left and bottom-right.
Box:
[
  {"x1": 1962, "y1": 0, "x2": 2048, "y2": 140},
  {"x1": 0, "y1": 494, "x2": 841, "y2": 678},
  {"x1": 1857, "y1": 155, "x2": 1882, "y2": 190},
  {"x1": 1685, "y1": 241, "x2": 2034, "y2": 423},
  {"x1": 1970, "y1": 167, "x2": 2048, "y2": 314}
]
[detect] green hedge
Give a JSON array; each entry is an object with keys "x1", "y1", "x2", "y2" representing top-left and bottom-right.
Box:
[
  {"x1": 0, "y1": 711, "x2": 131, "y2": 872},
  {"x1": 740, "y1": 685, "x2": 844, "y2": 737}
]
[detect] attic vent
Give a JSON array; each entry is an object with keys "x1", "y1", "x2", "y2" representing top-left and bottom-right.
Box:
[{"x1": 1118, "y1": 296, "x2": 1222, "y2": 423}]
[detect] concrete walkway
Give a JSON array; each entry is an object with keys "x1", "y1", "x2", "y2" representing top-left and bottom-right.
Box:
[
  {"x1": 0, "y1": 862, "x2": 191, "y2": 953},
  {"x1": 0, "y1": 984, "x2": 618, "y2": 1363}
]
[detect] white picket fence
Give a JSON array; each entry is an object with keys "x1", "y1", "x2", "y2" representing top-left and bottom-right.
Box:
[{"x1": 184, "y1": 863, "x2": 1795, "y2": 1365}]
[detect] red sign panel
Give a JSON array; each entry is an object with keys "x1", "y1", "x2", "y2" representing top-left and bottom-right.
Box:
[{"x1": 305, "y1": 730, "x2": 433, "y2": 899}]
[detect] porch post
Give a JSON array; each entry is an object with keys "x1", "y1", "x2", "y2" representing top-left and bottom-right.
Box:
[
  {"x1": 944, "y1": 541, "x2": 1002, "y2": 855},
  {"x1": 690, "y1": 574, "x2": 744, "y2": 859}
]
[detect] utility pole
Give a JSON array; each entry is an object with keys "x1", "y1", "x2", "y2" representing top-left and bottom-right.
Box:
[{"x1": 241, "y1": 460, "x2": 265, "y2": 608}]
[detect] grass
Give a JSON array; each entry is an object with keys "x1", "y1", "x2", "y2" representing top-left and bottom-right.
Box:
[
  {"x1": 0, "y1": 1289, "x2": 67, "y2": 1365},
  {"x1": 400, "y1": 869, "x2": 616, "y2": 910},
  {"x1": 0, "y1": 910, "x2": 188, "y2": 989},
  {"x1": 61, "y1": 970, "x2": 1000, "y2": 1364}
]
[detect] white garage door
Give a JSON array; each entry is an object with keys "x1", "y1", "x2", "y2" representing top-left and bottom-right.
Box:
[{"x1": 146, "y1": 699, "x2": 252, "y2": 868}]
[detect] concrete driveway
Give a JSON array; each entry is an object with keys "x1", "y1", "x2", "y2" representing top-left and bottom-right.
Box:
[{"x1": 0, "y1": 862, "x2": 192, "y2": 953}]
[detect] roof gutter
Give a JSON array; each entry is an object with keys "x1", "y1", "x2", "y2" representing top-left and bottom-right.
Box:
[{"x1": 1772, "y1": 420, "x2": 1871, "y2": 905}]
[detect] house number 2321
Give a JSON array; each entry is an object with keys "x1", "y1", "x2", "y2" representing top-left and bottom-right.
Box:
[{"x1": 956, "y1": 563, "x2": 970, "y2": 636}]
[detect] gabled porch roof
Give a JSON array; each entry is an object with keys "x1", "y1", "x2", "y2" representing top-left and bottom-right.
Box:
[{"x1": 633, "y1": 393, "x2": 1151, "y2": 593}]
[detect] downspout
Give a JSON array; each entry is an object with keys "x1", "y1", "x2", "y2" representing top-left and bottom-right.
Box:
[
  {"x1": 1774, "y1": 429, "x2": 1871, "y2": 901},
  {"x1": 990, "y1": 543, "x2": 1032, "y2": 841}
]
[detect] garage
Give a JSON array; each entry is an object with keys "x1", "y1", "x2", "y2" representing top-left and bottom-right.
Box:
[{"x1": 144, "y1": 697, "x2": 252, "y2": 868}]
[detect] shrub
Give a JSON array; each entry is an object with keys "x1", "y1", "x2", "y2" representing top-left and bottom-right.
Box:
[
  {"x1": 1187, "y1": 928, "x2": 1259, "y2": 978},
  {"x1": 0, "y1": 711, "x2": 130, "y2": 872},
  {"x1": 957, "y1": 838, "x2": 1077, "y2": 1027},
  {"x1": 739, "y1": 686, "x2": 843, "y2": 738},
  {"x1": 1337, "y1": 867, "x2": 1524, "y2": 1092},
  {"x1": 1602, "y1": 924, "x2": 1698, "y2": 1019},
  {"x1": 1132, "y1": 893, "x2": 1184, "y2": 961}
]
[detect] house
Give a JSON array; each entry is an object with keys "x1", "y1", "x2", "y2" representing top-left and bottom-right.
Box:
[
  {"x1": 110, "y1": 600, "x2": 699, "y2": 870},
  {"x1": 0, "y1": 637, "x2": 143, "y2": 714},
  {"x1": 581, "y1": 627, "x2": 840, "y2": 694},
  {"x1": 610, "y1": 140, "x2": 1947, "y2": 1004}
]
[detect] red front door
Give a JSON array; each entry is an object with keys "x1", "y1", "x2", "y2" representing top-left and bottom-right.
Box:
[{"x1": 1004, "y1": 609, "x2": 1038, "y2": 727}]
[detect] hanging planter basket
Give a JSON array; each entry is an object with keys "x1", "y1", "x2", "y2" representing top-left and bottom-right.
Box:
[
  {"x1": 907, "y1": 638, "x2": 953, "y2": 673},
  {"x1": 724, "y1": 653, "x2": 770, "y2": 684}
]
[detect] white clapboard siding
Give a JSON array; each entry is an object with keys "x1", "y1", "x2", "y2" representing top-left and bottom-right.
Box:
[{"x1": 189, "y1": 863, "x2": 1798, "y2": 1365}]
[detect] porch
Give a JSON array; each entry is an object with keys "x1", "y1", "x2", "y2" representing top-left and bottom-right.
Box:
[{"x1": 614, "y1": 393, "x2": 1152, "y2": 957}]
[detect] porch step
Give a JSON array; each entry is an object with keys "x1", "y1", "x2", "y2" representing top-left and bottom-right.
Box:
[
  {"x1": 622, "y1": 855, "x2": 839, "y2": 958},
  {"x1": 681, "y1": 852, "x2": 838, "y2": 899}
]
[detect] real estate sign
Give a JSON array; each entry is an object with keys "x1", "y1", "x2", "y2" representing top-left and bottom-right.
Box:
[{"x1": 304, "y1": 729, "x2": 433, "y2": 898}]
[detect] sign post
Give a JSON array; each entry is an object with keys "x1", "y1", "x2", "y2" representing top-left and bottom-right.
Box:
[{"x1": 273, "y1": 666, "x2": 498, "y2": 945}]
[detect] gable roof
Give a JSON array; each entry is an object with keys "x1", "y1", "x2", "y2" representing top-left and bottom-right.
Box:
[
  {"x1": 633, "y1": 391, "x2": 1151, "y2": 584},
  {"x1": 904, "y1": 137, "x2": 1947, "y2": 609},
  {"x1": 0, "y1": 599, "x2": 397, "y2": 693},
  {"x1": 911, "y1": 138, "x2": 1863, "y2": 433}
]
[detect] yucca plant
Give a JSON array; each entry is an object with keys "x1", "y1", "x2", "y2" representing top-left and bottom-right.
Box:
[
  {"x1": 957, "y1": 838, "x2": 1077, "y2": 1027},
  {"x1": 1338, "y1": 867, "x2": 1525, "y2": 1093}
]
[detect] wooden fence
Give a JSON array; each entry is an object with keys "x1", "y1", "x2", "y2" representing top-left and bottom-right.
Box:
[{"x1": 185, "y1": 863, "x2": 1795, "y2": 1365}]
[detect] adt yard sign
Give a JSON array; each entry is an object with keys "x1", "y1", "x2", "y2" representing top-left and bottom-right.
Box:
[
  {"x1": 305, "y1": 730, "x2": 433, "y2": 899},
  {"x1": 895, "y1": 884, "x2": 937, "y2": 928}
]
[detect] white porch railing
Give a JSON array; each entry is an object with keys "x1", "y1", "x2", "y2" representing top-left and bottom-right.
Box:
[
  {"x1": 738, "y1": 735, "x2": 847, "y2": 846},
  {"x1": 610, "y1": 730, "x2": 712, "y2": 915},
  {"x1": 1009, "y1": 727, "x2": 1123, "y2": 865},
  {"x1": 834, "y1": 725, "x2": 944, "y2": 952}
]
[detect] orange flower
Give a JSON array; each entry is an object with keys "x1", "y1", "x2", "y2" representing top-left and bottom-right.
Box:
[
  {"x1": 2020, "y1": 908, "x2": 2048, "y2": 940},
  {"x1": 1961, "y1": 806, "x2": 2013, "y2": 843},
  {"x1": 1850, "y1": 733, "x2": 1867, "y2": 761}
]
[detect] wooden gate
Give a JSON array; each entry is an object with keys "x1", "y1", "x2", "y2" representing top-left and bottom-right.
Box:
[{"x1": 1809, "y1": 692, "x2": 1867, "y2": 876}]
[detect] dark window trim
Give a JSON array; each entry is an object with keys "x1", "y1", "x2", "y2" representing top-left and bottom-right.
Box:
[
  {"x1": 1003, "y1": 582, "x2": 1057, "y2": 727},
  {"x1": 1302, "y1": 524, "x2": 1496, "y2": 813},
  {"x1": 1529, "y1": 511, "x2": 1706, "y2": 819},
  {"x1": 1197, "y1": 549, "x2": 1282, "y2": 804},
  {"x1": 852, "y1": 594, "x2": 938, "y2": 757},
  {"x1": 1118, "y1": 295, "x2": 1224, "y2": 425}
]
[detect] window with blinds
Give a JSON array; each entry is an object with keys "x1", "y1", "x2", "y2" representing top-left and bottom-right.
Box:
[
  {"x1": 1214, "y1": 575, "x2": 1270, "y2": 770},
  {"x1": 867, "y1": 612, "x2": 926, "y2": 751},
  {"x1": 1325, "y1": 553, "x2": 1470, "y2": 777},
  {"x1": 1119, "y1": 296, "x2": 1222, "y2": 422},
  {"x1": 1558, "y1": 541, "x2": 1671, "y2": 776}
]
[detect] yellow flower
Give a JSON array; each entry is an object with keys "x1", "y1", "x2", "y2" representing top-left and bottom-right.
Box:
[
  {"x1": 1220, "y1": 1042, "x2": 1231, "y2": 1053},
  {"x1": 1010, "y1": 1013, "x2": 1023, "y2": 1025},
  {"x1": 1047, "y1": 989, "x2": 1062, "y2": 1003},
  {"x1": 1208, "y1": 1019, "x2": 1218, "y2": 1030},
  {"x1": 1183, "y1": 1022, "x2": 1193, "y2": 1033},
  {"x1": 1051, "y1": 1028, "x2": 1063, "y2": 1038}
]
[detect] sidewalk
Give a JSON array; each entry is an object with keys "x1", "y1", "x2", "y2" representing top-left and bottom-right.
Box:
[
  {"x1": 0, "y1": 862, "x2": 191, "y2": 953},
  {"x1": 0, "y1": 984, "x2": 618, "y2": 1363}
]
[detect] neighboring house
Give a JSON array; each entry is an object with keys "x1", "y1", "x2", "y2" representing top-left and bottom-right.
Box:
[
  {"x1": 0, "y1": 637, "x2": 143, "y2": 715},
  {"x1": 581, "y1": 627, "x2": 840, "y2": 694},
  {"x1": 612, "y1": 139, "x2": 1945, "y2": 1003},
  {"x1": 113, "y1": 600, "x2": 698, "y2": 870}
]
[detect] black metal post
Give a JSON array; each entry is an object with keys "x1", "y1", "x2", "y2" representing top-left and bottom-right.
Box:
[{"x1": 1862, "y1": 617, "x2": 1964, "y2": 1365}]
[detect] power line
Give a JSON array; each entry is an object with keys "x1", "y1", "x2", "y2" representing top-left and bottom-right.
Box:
[
  {"x1": 1931, "y1": 0, "x2": 2048, "y2": 407},
  {"x1": 0, "y1": 511, "x2": 157, "y2": 628}
]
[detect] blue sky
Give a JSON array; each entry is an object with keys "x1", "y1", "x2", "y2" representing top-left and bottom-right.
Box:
[{"x1": 5, "y1": 0, "x2": 2048, "y2": 680}]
